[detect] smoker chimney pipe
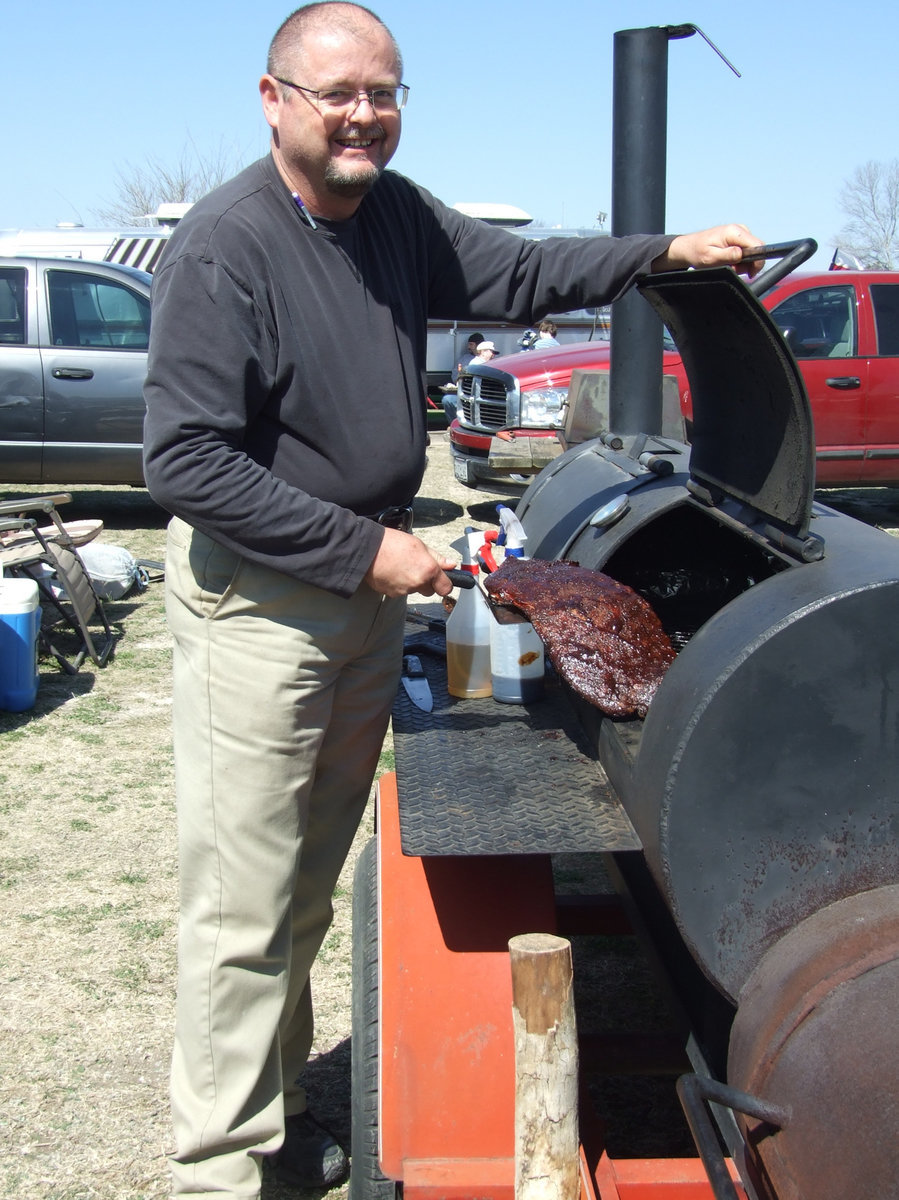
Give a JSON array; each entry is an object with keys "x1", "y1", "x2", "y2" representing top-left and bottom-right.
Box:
[{"x1": 609, "y1": 26, "x2": 684, "y2": 434}]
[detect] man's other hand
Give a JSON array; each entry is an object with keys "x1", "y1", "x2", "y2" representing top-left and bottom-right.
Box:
[{"x1": 653, "y1": 225, "x2": 764, "y2": 277}]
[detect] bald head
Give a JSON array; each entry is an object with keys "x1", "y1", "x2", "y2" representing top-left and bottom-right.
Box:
[{"x1": 268, "y1": 2, "x2": 402, "y2": 81}]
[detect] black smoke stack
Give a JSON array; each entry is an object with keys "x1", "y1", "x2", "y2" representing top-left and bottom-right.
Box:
[{"x1": 610, "y1": 25, "x2": 692, "y2": 434}]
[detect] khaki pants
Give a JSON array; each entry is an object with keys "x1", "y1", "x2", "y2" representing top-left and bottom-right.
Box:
[{"x1": 165, "y1": 517, "x2": 404, "y2": 1197}]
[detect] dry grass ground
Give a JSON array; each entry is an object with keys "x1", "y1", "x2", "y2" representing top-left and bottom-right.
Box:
[
  {"x1": 2, "y1": 441, "x2": 897, "y2": 1199},
  {"x1": 0, "y1": 436, "x2": 517, "y2": 1200}
]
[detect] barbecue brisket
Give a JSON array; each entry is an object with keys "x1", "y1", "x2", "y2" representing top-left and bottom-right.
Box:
[{"x1": 484, "y1": 558, "x2": 675, "y2": 717}]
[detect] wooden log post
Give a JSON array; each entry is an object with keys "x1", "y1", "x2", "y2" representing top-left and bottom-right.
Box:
[{"x1": 509, "y1": 932, "x2": 579, "y2": 1200}]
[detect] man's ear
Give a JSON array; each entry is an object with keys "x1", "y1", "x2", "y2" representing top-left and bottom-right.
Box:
[{"x1": 260, "y1": 75, "x2": 282, "y2": 131}]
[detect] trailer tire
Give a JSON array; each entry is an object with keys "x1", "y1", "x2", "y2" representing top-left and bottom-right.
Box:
[{"x1": 350, "y1": 836, "x2": 399, "y2": 1200}]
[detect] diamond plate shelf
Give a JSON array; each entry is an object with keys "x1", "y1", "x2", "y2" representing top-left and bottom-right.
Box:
[{"x1": 393, "y1": 625, "x2": 641, "y2": 857}]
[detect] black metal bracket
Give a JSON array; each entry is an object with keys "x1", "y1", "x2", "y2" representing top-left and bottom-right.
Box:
[
  {"x1": 665, "y1": 24, "x2": 741, "y2": 77},
  {"x1": 676, "y1": 1073, "x2": 791, "y2": 1200}
]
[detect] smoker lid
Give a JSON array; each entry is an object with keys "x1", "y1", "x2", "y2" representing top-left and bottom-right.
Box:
[{"x1": 637, "y1": 267, "x2": 815, "y2": 537}]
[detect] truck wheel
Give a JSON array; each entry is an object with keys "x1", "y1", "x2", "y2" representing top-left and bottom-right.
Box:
[{"x1": 350, "y1": 837, "x2": 399, "y2": 1200}]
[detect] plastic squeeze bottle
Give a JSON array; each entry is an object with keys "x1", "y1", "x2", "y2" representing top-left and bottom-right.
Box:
[
  {"x1": 489, "y1": 506, "x2": 545, "y2": 704},
  {"x1": 446, "y1": 528, "x2": 493, "y2": 699}
]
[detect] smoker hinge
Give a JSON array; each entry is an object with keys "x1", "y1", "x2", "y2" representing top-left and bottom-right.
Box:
[
  {"x1": 688, "y1": 479, "x2": 827, "y2": 562},
  {"x1": 763, "y1": 525, "x2": 826, "y2": 562},
  {"x1": 686, "y1": 478, "x2": 722, "y2": 507}
]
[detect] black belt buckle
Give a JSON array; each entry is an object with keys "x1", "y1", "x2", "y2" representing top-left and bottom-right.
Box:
[{"x1": 374, "y1": 504, "x2": 414, "y2": 533}]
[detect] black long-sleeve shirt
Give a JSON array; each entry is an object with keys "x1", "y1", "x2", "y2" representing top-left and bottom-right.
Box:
[{"x1": 143, "y1": 155, "x2": 672, "y2": 597}]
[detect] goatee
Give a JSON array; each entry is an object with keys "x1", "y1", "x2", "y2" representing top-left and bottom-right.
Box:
[{"x1": 323, "y1": 161, "x2": 383, "y2": 198}]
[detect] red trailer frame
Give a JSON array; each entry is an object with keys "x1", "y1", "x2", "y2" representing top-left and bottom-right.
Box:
[{"x1": 365, "y1": 773, "x2": 747, "y2": 1200}]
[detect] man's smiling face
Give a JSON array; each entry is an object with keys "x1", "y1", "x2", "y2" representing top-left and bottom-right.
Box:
[{"x1": 262, "y1": 17, "x2": 402, "y2": 218}]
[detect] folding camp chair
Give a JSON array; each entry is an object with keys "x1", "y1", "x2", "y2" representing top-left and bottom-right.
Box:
[
  {"x1": 0, "y1": 492, "x2": 103, "y2": 551},
  {"x1": 0, "y1": 494, "x2": 115, "y2": 673}
]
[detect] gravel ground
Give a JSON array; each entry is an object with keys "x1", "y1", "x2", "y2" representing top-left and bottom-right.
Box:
[{"x1": 2, "y1": 439, "x2": 897, "y2": 1200}]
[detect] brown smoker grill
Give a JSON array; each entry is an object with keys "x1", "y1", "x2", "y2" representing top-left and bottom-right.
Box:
[{"x1": 507, "y1": 265, "x2": 899, "y2": 1198}]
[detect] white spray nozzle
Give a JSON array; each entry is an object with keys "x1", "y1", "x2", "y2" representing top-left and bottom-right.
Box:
[
  {"x1": 496, "y1": 505, "x2": 527, "y2": 554},
  {"x1": 451, "y1": 527, "x2": 484, "y2": 568}
]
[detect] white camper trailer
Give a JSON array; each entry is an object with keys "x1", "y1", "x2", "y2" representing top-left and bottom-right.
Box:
[{"x1": 0, "y1": 203, "x2": 189, "y2": 273}]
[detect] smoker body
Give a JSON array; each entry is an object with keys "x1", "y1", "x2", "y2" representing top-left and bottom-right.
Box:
[
  {"x1": 508, "y1": 267, "x2": 899, "y2": 1195},
  {"x1": 357, "y1": 267, "x2": 899, "y2": 1200},
  {"x1": 516, "y1": 268, "x2": 899, "y2": 1001},
  {"x1": 521, "y1": 443, "x2": 899, "y2": 1002}
]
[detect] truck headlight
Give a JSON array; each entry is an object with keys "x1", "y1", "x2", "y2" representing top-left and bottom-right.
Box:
[{"x1": 519, "y1": 386, "x2": 569, "y2": 428}]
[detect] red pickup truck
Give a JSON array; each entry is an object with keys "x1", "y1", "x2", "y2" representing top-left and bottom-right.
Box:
[{"x1": 449, "y1": 269, "x2": 899, "y2": 489}]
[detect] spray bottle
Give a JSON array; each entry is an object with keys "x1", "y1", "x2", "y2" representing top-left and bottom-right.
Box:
[
  {"x1": 446, "y1": 527, "x2": 493, "y2": 699},
  {"x1": 490, "y1": 505, "x2": 545, "y2": 704}
]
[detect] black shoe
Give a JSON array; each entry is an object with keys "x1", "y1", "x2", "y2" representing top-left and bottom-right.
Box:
[{"x1": 274, "y1": 1111, "x2": 350, "y2": 1189}]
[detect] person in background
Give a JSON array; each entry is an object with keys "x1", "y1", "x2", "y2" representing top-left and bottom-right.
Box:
[
  {"x1": 441, "y1": 331, "x2": 483, "y2": 423},
  {"x1": 142, "y1": 3, "x2": 763, "y2": 1197},
  {"x1": 532, "y1": 319, "x2": 560, "y2": 349},
  {"x1": 470, "y1": 339, "x2": 500, "y2": 364},
  {"x1": 455, "y1": 331, "x2": 483, "y2": 377}
]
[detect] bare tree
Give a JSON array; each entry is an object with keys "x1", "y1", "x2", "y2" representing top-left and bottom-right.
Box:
[
  {"x1": 93, "y1": 142, "x2": 247, "y2": 227},
  {"x1": 836, "y1": 159, "x2": 899, "y2": 269}
]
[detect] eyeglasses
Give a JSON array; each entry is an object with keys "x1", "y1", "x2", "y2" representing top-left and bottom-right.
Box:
[{"x1": 274, "y1": 78, "x2": 409, "y2": 113}]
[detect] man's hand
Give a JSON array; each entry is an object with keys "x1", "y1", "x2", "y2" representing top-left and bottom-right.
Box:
[
  {"x1": 652, "y1": 224, "x2": 764, "y2": 277},
  {"x1": 363, "y1": 527, "x2": 456, "y2": 597}
]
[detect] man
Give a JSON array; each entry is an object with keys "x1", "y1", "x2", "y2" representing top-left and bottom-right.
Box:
[
  {"x1": 143, "y1": 4, "x2": 761, "y2": 1196},
  {"x1": 445, "y1": 340, "x2": 499, "y2": 422},
  {"x1": 458, "y1": 332, "x2": 483, "y2": 374},
  {"x1": 444, "y1": 331, "x2": 483, "y2": 386},
  {"x1": 440, "y1": 331, "x2": 483, "y2": 423}
]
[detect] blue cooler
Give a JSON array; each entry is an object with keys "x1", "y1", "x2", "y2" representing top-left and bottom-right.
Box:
[{"x1": 0, "y1": 577, "x2": 40, "y2": 712}]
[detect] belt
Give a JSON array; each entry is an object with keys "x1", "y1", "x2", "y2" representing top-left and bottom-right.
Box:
[{"x1": 371, "y1": 504, "x2": 414, "y2": 533}]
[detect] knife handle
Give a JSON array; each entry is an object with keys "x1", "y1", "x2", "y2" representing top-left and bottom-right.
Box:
[{"x1": 445, "y1": 568, "x2": 477, "y2": 590}]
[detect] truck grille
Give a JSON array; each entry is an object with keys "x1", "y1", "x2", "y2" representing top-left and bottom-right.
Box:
[
  {"x1": 458, "y1": 373, "x2": 509, "y2": 430},
  {"x1": 475, "y1": 377, "x2": 507, "y2": 404}
]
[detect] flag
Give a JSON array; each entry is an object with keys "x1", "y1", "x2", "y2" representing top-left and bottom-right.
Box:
[{"x1": 830, "y1": 248, "x2": 864, "y2": 271}]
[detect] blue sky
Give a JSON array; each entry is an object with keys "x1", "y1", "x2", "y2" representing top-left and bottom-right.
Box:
[{"x1": 4, "y1": 0, "x2": 896, "y2": 269}]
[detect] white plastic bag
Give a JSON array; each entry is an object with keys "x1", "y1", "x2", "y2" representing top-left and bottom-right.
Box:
[{"x1": 78, "y1": 543, "x2": 148, "y2": 600}]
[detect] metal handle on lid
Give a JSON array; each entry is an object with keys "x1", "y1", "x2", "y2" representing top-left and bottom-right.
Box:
[{"x1": 743, "y1": 238, "x2": 818, "y2": 296}]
